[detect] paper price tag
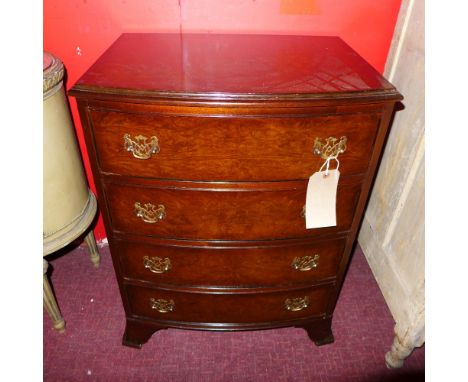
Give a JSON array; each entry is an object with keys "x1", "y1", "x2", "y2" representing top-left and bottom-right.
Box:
[{"x1": 305, "y1": 169, "x2": 340, "y2": 229}]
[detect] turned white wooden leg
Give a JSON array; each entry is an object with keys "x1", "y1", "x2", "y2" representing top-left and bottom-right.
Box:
[
  {"x1": 385, "y1": 332, "x2": 413, "y2": 368},
  {"x1": 43, "y1": 259, "x2": 66, "y2": 332},
  {"x1": 385, "y1": 321, "x2": 425, "y2": 369},
  {"x1": 84, "y1": 230, "x2": 100, "y2": 268}
]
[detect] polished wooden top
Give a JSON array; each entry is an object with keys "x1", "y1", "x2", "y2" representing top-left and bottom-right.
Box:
[{"x1": 71, "y1": 33, "x2": 400, "y2": 102}]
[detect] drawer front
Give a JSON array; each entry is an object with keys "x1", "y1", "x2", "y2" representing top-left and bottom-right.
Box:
[
  {"x1": 117, "y1": 237, "x2": 346, "y2": 287},
  {"x1": 125, "y1": 284, "x2": 332, "y2": 323},
  {"x1": 90, "y1": 108, "x2": 380, "y2": 181},
  {"x1": 105, "y1": 181, "x2": 361, "y2": 240}
]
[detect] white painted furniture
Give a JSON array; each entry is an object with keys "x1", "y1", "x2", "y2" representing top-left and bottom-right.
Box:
[
  {"x1": 43, "y1": 52, "x2": 100, "y2": 331},
  {"x1": 358, "y1": 0, "x2": 424, "y2": 368}
]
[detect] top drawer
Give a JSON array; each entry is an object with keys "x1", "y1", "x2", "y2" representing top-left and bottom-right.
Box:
[{"x1": 88, "y1": 108, "x2": 380, "y2": 181}]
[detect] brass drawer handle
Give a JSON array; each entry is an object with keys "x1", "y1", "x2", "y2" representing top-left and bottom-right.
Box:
[
  {"x1": 150, "y1": 298, "x2": 175, "y2": 313},
  {"x1": 134, "y1": 202, "x2": 166, "y2": 223},
  {"x1": 123, "y1": 134, "x2": 160, "y2": 159},
  {"x1": 291, "y1": 254, "x2": 320, "y2": 271},
  {"x1": 143, "y1": 256, "x2": 171, "y2": 274},
  {"x1": 284, "y1": 296, "x2": 310, "y2": 312},
  {"x1": 313, "y1": 136, "x2": 347, "y2": 160}
]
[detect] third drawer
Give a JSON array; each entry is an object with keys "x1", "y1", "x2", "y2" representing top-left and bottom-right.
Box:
[{"x1": 116, "y1": 237, "x2": 347, "y2": 287}]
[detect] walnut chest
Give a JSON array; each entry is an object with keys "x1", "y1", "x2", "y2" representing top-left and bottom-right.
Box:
[{"x1": 70, "y1": 33, "x2": 402, "y2": 348}]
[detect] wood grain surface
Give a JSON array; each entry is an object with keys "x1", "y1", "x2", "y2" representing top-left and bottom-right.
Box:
[
  {"x1": 70, "y1": 33, "x2": 402, "y2": 348},
  {"x1": 90, "y1": 107, "x2": 380, "y2": 181},
  {"x1": 104, "y1": 179, "x2": 361, "y2": 240},
  {"x1": 116, "y1": 236, "x2": 346, "y2": 287}
]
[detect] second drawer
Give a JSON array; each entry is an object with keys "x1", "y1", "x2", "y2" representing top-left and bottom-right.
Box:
[
  {"x1": 116, "y1": 237, "x2": 347, "y2": 287},
  {"x1": 104, "y1": 180, "x2": 361, "y2": 240}
]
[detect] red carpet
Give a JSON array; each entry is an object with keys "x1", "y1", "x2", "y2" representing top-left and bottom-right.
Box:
[{"x1": 43, "y1": 243, "x2": 424, "y2": 381}]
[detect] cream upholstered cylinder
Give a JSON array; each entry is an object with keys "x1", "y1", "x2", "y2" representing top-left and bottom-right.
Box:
[{"x1": 43, "y1": 52, "x2": 97, "y2": 256}]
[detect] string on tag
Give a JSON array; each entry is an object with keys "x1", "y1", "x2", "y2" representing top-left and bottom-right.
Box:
[{"x1": 319, "y1": 156, "x2": 340, "y2": 176}]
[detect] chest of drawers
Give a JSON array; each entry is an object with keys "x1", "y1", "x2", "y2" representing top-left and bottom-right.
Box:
[{"x1": 70, "y1": 33, "x2": 402, "y2": 348}]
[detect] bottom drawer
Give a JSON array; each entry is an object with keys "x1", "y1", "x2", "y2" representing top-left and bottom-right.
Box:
[{"x1": 125, "y1": 284, "x2": 333, "y2": 324}]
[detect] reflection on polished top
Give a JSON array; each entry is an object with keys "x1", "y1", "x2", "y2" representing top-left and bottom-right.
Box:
[{"x1": 73, "y1": 33, "x2": 398, "y2": 101}]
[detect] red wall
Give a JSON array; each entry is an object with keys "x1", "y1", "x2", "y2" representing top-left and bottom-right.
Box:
[{"x1": 44, "y1": 0, "x2": 402, "y2": 241}]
